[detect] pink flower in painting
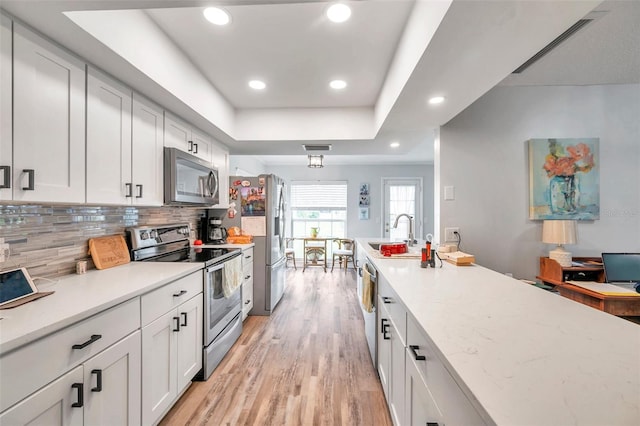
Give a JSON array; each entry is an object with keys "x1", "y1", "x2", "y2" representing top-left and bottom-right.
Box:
[{"x1": 543, "y1": 141, "x2": 595, "y2": 177}]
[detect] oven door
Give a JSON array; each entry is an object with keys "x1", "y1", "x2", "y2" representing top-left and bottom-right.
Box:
[{"x1": 204, "y1": 261, "x2": 242, "y2": 345}]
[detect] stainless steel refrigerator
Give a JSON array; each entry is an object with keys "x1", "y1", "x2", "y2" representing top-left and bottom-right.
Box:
[{"x1": 224, "y1": 174, "x2": 287, "y2": 315}]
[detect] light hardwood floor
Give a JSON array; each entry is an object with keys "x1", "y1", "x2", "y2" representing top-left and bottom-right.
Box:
[{"x1": 160, "y1": 267, "x2": 392, "y2": 426}]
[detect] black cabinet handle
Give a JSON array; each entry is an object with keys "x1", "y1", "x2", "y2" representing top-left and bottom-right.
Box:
[
  {"x1": 193, "y1": 143, "x2": 198, "y2": 154},
  {"x1": 382, "y1": 296, "x2": 392, "y2": 304},
  {"x1": 245, "y1": 300, "x2": 251, "y2": 305},
  {"x1": 188, "y1": 141, "x2": 193, "y2": 152},
  {"x1": 244, "y1": 275, "x2": 251, "y2": 280},
  {"x1": 173, "y1": 316, "x2": 180, "y2": 332},
  {"x1": 136, "y1": 184, "x2": 143, "y2": 198},
  {"x1": 91, "y1": 369, "x2": 102, "y2": 392},
  {"x1": 72, "y1": 334, "x2": 102, "y2": 350},
  {"x1": 22, "y1": 169, "x2": 34, "y2": 190},
  {"x1": 180, "y1": 311, "x2": 188, "y2": 327},
  {"x1": 409, "y1": 345, "x2": 426, "y2": 361},
  {"x1": 381, "y1": 318, "x2": 390, "y2": 340},
  {"x1": 71, "y1": 383, "x2": 83, "y2": 407},
  {"x1": 173, "y1": 290, "x2": 187, "y2": 297},
  {"x1": 427, "y1": 423, "x2": 439, "y2": 426},
  {"x1": 0, "y1": 165, "x2": 10, "y2": 188},
  {"x1": 125, "y1": 182, "x2": 132, "y2": 197},
  {"x1": 245, "y1": 255, "x2": 252, "y2": 259}
]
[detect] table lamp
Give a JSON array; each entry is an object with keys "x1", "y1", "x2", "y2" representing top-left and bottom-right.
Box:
[{"x1": 542, "y1": 220, "x2": 577, "y2": 267}]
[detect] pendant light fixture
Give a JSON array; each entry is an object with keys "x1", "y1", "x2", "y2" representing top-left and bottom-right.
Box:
[{"x1": 308, "y1": 155, "x2": 324, "y2": 168}]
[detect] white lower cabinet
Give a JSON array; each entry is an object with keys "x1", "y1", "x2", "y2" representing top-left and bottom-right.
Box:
[
  {"x1": 377, "y1": 293, "x2": 405, "y2": 426},
  {"x1": 405, "y1": 349, "x2": 443, "y2": 426},
  {"x1": 241, "y1": 247, "x2": 254, "y2": 320},
  {"x1": 0, "y1": 366, "x2": 84, "y2": 426},
  {"x1": 141, "y1": 275, "x2": 203, "y2": 426}
]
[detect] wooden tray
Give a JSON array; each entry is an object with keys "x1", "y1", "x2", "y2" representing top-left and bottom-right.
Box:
[{"x1": 88, "y1": 235, "x2": 130, "y2": 270}]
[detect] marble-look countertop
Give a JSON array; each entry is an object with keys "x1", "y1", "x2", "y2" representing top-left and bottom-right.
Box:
[
  {"x1": 0, "y1": 262, "x2": 203, "y2": 354},
  {"x1": 357, "y1": 238, "x2": 640, "y2": 426}
]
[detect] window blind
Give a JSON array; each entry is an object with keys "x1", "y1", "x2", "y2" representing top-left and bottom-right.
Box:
[{"x1": 290, "y1": 182, "x2": 347, "y2": 209}]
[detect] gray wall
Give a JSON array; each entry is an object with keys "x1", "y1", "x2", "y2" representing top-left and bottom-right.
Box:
[
  {"x1": 262, "y1": 164, "x2": 434, "y2": 240},
  {"x1": 439, "y1": 84, "x2": 640, "y2": 280},
  {"x1": 229, "y1": 156, "x2": 268, "y2": 177}
]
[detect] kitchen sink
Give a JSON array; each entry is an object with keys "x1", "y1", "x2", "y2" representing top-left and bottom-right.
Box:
[{"x1": 368, "y1": 242, "x2": 382, "y2": 250}]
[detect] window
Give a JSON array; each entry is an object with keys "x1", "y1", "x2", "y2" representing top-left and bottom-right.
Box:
[{"x1": 289, "y1": 181, "x2": 348, "y2": 256}]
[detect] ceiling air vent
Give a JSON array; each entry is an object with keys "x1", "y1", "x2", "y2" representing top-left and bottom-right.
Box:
[
  {"x1": 302, "y1": 144, "x2": 332, "y2": 152},
  {"x1": 512, "y1": 18, "x2": 593, "y2": 74}
]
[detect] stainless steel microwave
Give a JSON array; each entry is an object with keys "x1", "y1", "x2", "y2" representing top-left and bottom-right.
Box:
[{"x1": 164, "y1": 147, "x2": 219, "y2": 205}]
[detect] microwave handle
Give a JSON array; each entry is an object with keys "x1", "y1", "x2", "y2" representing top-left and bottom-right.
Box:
[{"x1": 208, "y1": 170, "x2": 219, "y2": 199}]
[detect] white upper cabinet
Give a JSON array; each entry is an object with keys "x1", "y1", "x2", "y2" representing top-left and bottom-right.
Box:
[
  {"x1": 131, "y1": 94, "x2": 164, "y2": 206},
  {"x1": 0, "y1": 14, "x2": 11, "y2": 201},
  {"x1": 13, "y1": 22, "x2": 86, "y2": 203},
  {"x1": 86, "y1": 67, "x2": 133, "y2": 204},
  {"x1": 164, "y1": 112, "x2": 213, "y2": 163}
]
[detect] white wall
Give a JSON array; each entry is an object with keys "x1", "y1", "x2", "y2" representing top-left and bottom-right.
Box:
[
  {"x1": 263, "y1": 164, "x2": 434, "y2": 240},
  {"x1": 439, "y1": 84, "x2": 640, "y2": 280},
  {"x1": 229, "y1": 155, "x2": 268, "y2": 177}
]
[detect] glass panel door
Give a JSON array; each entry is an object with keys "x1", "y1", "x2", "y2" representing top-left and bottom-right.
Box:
[{"x1": 383, "y1": 178, "x2": 422, "y2": 241}]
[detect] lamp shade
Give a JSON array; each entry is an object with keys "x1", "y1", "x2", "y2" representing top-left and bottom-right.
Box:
[{"x1": 542, "y1": 220, "x2": 577, "y2": 245}]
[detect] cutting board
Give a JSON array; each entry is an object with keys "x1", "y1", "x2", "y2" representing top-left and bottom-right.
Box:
[{"x1": 88, "y1": 235, "x2": 131, "y2": 270}]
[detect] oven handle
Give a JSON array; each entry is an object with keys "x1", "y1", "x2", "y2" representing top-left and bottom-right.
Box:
[{"x1": 206, "y1": 262, "x2": 225, "y2": 274}]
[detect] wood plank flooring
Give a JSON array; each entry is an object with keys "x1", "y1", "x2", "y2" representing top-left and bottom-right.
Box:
[{"x1": 159, "y1": 268, "x2": 392, "y2": 426}]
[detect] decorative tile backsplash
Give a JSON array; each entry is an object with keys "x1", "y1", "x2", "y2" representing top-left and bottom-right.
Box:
[{"x1": 0, "y1": 204, "x2": 206, "y2": 278}]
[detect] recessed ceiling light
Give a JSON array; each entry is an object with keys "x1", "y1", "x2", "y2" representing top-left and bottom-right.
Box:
[
  {"x1": 390, "y1": 142, "x2": 400, "y2": 148},
  {"x1": 428, "y1": 96, "x2": 445, "y2": 105},
  {"x1": 248, "y1": 80, "x2": 266, "y2": 90},
  {"x1": 330, "y1": 80, "x2": 347, "y2": 90},
  {"x1": 203, "y1": 7, "x2": 230, "y2": 26},
  {"x1": 326, "y1": 3, "x2": 352, "y2": 23}
]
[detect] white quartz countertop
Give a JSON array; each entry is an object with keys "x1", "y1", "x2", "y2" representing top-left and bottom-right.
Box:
[
  {"x1": 193, "y1": 243, "x2": 254, "y2": 249},
  {"x1": 357, "y1": 238, "x2": 640, "y2": 426},
  {"x1": 0, "y1": 262, "x2": 203, "y2": 354}
]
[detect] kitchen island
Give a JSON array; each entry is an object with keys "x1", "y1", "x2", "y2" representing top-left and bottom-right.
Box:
[{"x1": 357, "y1": 238, "x2": 640, "y2": 425}]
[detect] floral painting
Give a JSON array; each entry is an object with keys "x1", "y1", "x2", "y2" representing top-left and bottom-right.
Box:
[{"x1": 529, "y1": 138, "x2": 599, "y2": 220}]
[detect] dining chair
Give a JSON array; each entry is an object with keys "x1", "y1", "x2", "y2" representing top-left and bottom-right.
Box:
[
  {"x1": 331, "y1": 238, "x2": 355, "y2": 272},
  {"x1": 285, "y1": 238, "x2": 296, "y2": 270}
]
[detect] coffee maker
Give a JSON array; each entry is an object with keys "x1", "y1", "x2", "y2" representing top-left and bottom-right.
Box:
[{"x1": 200, "y1": 210, "x2": 228, "y2": 244}]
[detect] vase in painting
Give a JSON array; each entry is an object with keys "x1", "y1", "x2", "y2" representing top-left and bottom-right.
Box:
[{"x1": 549, "y1": 175, "x2": 577, "y2": 214}]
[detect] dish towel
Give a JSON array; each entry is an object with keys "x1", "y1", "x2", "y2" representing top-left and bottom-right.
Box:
[
  {"x1": 223, "y1": 255, "x2": 243, "y2": 297},
  {"x1": 362, "y1": 265, "x2": 374, "y2": 313}
]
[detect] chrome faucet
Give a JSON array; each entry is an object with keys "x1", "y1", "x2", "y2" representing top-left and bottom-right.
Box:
[{"x1": 393, "y1": 213, "x2": 416, "y2": 247}]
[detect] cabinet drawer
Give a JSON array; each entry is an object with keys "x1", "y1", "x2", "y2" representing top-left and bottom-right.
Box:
[
  {"x1": 378, "y1": 278, "x2": 406, "y2": 345},
  {"x1": 0, "y1": 298, "x2": 140, "y2": 413},
  {"x1": 242, "y1": 261, "x2": 253, "y2": 284},
  {"x1": 407, "y1": 317, "x2": 486, "y2": 425},
  {"x1": 242, "y1": 247, "x2": 254, "y2": 265},
  {"x1": 141, "y1": 271, "x2": 203, "y2": 326}
]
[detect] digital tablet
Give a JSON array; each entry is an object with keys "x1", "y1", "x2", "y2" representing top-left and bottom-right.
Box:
[{"x1": 0, "y1": 267, "x2": 39, "y2": 307}]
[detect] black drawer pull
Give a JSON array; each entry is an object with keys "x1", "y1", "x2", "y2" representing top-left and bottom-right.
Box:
[
  {"x1": 382, "y1": 296, "x2": 392, "y2": 304},
  {"x1": 71, "y1": 383, "x2": 83, "y2": 407},
  {"x1": 125, "y1": 182, "x2": 132, "y2": 197},
  {"x1": 136, "y1": 184, "x2": 143, "y2": 198},
  {"x1": 91, "y1": 369, "x2": 102, "y2": 392},
  {"x1": 410, "y1": 345, "x2": 426, "y2": 361},
  {"x1": 173, "y1": 316, "x2": 180, "y2": 332},
  {"x1": 427, "y1": 423, "x2": 440, "y2": 426},
  {"x1": 244, "y1": 275, "x2": 251, "y2": 280},
  {"x1": 188, "y1": 141, "x2": 193, "y2": 152},
  {"x1": 245, "y1": 300, "x2": 251, "y2": 305},
  {"x1": 173, "y1": 290, "x2": 187, "y2": 297},
  {"x1": 22, "y1": 169, "x2": 34, "y2": 190},
  {"x1": 245, "y1": 255, "x2": 252, "y2": 259},
  {"x1": 72, "y1": 334, "x2": 102, "y2": 350},
  {"x1": 180, "y1": 311, "x2": 188, "y2": 327},
  {"x1": 381, "y1": 318, "x2": 390, "y2": 340},
  {"x1": 0, "y1": 165, "x2": 10, "y2": 188},
  {"x1": 193, "y1": 143, "x2": 198, "y2": 154}
]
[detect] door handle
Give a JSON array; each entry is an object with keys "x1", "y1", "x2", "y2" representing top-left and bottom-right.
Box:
[
  {"x1": 381, "y1": 318, "x2": 390, "y2": 340},
  {"x1": 91, "y1": 369, "x2": 102, "y2": 392},
  {"x1": 188, "y1": 141, "x2": 193, "y2": 152},
  {"x1": 71, "y1": 383, "x2": 83, "y2": 407},
  {"x1": 125, "y1": 182, "x2": 132, "y2": 197},
  {"x1": 22, "y1": 169, "x2": 34, "y2": 190},
  {"x1": 180, "y1": 311, "x2": 188, "y2": 327},
  {"x1": 0, "y1": 165, "x2": 10, "y2": 188},
  {"x1": 136, "y1": 184, "x2": 143, "y2": 198},
  {"x1": 193, "y1": 143, "x2": 198, "y2": 154},
  {"x1": 173, "y1": 316, "x2": 180, "y2": 332}
]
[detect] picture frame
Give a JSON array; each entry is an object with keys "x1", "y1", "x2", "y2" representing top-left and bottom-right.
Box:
[{"x1": 359, "y1": 183, "x2": 370, "y2": 207}]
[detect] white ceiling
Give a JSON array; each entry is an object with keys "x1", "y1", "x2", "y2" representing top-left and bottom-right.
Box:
[{"x1": 2, "y1": 0, "x2": 638, "y2": 166}]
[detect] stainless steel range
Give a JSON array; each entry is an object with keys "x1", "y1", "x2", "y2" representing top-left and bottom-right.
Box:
[{"x1": 127, "y1": 223, "x2": 243, "y2": 380}]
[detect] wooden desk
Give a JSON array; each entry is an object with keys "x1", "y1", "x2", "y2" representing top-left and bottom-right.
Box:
[
  {"x1": 302, "y1": 237, "x2": 330, "y2": 272},
  {"x1": 556, "y1": 282, "x2": 640, "y2": 316},
  {"x1": 537, "y1": 257, "x2": 640, "y2": 316}
]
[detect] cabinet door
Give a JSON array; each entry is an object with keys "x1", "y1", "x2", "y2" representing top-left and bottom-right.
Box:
[
  {"x1": 0, "y1": 366, "x2": 84, "y2": 426},
  {"x1": 86, "y1": 67, "x2": 132, "y2": 204},
  {"x1": 0, "y1": 14, "x2": 11, "y2": 200},
  {"x1": 132, "y1": 94, "x2": 164, "y2": 206},
  {"x1": 176, "y1": 295, "x2": 203, "y2": 393},
  {"x1": 405, "y1": 351, "x2": 443, "y2": 426},
  {"x1": 190, "y1": 127, "x2": 212, "y2": 163},
  {"x1": 84, "y1": 331, "x2": 141, "y2": 426},
  {"x1": 377, "y1": 299, "x2": 391, "y2": 400},
  {"x1": 141, "y1": 310, "x2": 177, "y2": 426},
  {"x1": 242, "y1": 256, "x2": 254, "y2": 320},
  {"x1": 164, "y1": 112, "x2": 191, "y2": 153},
  {"x1": 13, "y1": 23, "x2": 85, "y2": 203},
  {"x1": 389, "y1": 321, "x2": 406, "y2": 426},
  {"x1": 211, "y1": 143, "x2": 229, "y2": 208}
]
